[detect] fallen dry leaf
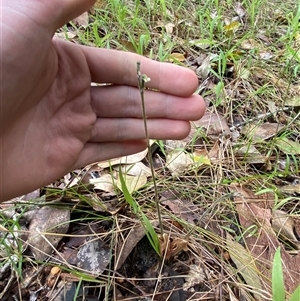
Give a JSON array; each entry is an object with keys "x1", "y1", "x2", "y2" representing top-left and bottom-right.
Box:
[
  {"x1": 207, "y1": 140, "x2": 221, "y2": 162},
  {"x1": 165, "y1": 139, "x2": 187, "y2": 152},
  {"x1": 192, "y1": 149, "x2": 211, "y2": 166},
  {"x1": 168, "y1": 52, "x2": 185, "y2": 62},
  {"x1": 278, "y1": 183, "x2": 300, "y2": 195},
  {"x1": 118, "y1": 40, "x2": 137, "y2": 53},
  {"x1": 230, "y1": 184, "x2": 300, "y2": 294},
  {"x1": 294, "y1": 217, "x2": 300, "y2": 239},
  {"x1": 284, "y1": 95, "x2": 300, "y2": 107},
  {"x1": 226, "y1": 232, "x2": 263, "y2": 300},
  {"x1": 89, "y1": 174, "x2": 115, "y2": 193},
  {"x1": 161, "y1": 198, "x2": 200, "y2": 225},
  {"x1": 166, "y1": 149, "x2": 193, "y2": 176},
  {"x1": 89, "y1": 194, "x2": 123, "y2": 214},
  {"x1": 242, "y1": 123, "x2": 284, "y2": 142},
  {"x1": 229, "y1": 184, "x2": 274, "y2": 209},
  {"x1": 251, "y1": 67, "x2": 298, "y2": 93},
  {"x1": 259, "y1": 52, "x2": 273, "y2": 60},
  {"x1": 98, "y1": 141, "x2": 154, "y2": 168},
  {"x1": 48, "y1": 280, "x2": 78, "y2": 301},
  {"x1": 192, "y1": 111, "x2": 231, "y2": 137},
  {"x1": 77, "y1": 238, "x2": 110, "y2": 276},
  {"x1": 271, "y1": 210, "x2": 300, "y2": 248},
  {"x1": 234, "y1": 145, "x2": 265, "y2": 164},
  {"x1": 115, "y1": 162, "x2": 152, "y2": 177},
  {"x1": 241, "y1": 38, "x2": 260, "y2": 50},
  {"x1": 183, "y1": 262, "x2": 206, "y2": 291},
  {"x1": 115, "y1": 222, "x2": 158, "y2": 270},
  {"x1": 93, "y1": 0, "x2": 106, "y2": 9},
  {"x1": 237, "y1": 65, "x2": 251, "y2": 80},
  {"x1": 224, "y1": 21, "x2": 240, "y2": 35},
  {"x1": 234, "y1": 2, "x2": 246, "y2": 19},
  {"x1": 28, "y1": 206, "x2": 70, "y2": 261},
  {"x1": 116, "y1": 172, "x2": 147, "y2": 194},
  {"x1": 195, "y1": 54, "x2": 211, "y2": 79},
  {"x1": 54, "y1": 31, "x2": 76, "y2": 40},
  {"x1": 159, "y1": 233, "x2": 188, "y2": 260},
  {"x1": 165, "y1": 23, "x2": 175, "y2": 36},
  {"x1": 72, "y1": 11, "x2": 89, "y2": 28}
]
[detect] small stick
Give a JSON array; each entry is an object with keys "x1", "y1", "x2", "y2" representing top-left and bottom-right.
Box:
[{"x1": 136, "y1": 62, "x2": 163, "y2": 235}]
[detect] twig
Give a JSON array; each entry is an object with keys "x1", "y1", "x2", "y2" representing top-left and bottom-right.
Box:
[{"x1": 136, "y1": 62, "x2": 163, "y2": 235}]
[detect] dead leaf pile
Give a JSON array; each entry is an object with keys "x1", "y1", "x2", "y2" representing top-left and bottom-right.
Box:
[{"x1": 229, "y1": 184, "x2": 300, "y2": 295}]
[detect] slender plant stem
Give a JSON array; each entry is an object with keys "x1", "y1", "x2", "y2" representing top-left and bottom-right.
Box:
[{"x1": 136, "y1": 62, "x2": 164, "y2": 235}]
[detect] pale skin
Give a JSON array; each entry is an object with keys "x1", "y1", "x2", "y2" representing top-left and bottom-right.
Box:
[{"x1": 0, "y1": 0, "x2": 205, "y2": 202}]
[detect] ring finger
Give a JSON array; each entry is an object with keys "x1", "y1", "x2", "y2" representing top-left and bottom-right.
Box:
[{"x1": 89, "y1": 118, "x2": 191, "y2": 142}]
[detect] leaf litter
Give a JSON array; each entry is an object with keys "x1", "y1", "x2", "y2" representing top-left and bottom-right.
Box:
[
  {"x1": 27, "y1": 206, "x2": 70, "y2": 261},
  {"x1": 1, "y1": 0, "x2": 300, "y2": 300}
]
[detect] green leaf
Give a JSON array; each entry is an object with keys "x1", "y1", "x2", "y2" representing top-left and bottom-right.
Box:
[
  {"x1": 275, "y1": 137, "x2": 300, "y2": 155},
  {"x1": 272, "y1": 247, "x2": 285, "y2": 301},
  {"x1": 189, "y1": 38, "x2": 215, "y2": 49},
  {"x1": 141, "y1": 213, "x2": 160, "y2": 256},
  {"x1": 118, "y1": 169, "x2": 138, "y2": 213},
  {"x1": 289, "y1": 285, "x2": 300, "y2": 301},
  {"x1": 119, "y1": 169, "x2": 160, "y2": 256}
]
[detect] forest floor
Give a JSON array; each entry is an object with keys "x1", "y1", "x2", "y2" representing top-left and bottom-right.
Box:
[{"x1": 1, "y1": 0, "x2": 300, "y2": 300}]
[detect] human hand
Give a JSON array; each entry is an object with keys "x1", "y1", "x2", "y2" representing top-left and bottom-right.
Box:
[{"x1": 0, "y1": 0, "x2": 205, "y2": 201}]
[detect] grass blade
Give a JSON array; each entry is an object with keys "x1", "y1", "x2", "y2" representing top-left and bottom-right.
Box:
[
  {"x1": 289, "y1": 285, "x2": 300, "y2": 301},
  {"x1": 118, "y1": 170, "x2": 138, "y2": 214},
  {"x1": 118, "y1": 168, "x2": 160, "y2": 255},
  {"x1": 272, "y1": 247, "x2": 285, "y2": 301}
]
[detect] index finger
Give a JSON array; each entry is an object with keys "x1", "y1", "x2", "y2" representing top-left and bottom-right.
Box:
[{"x1": 80, "y1": 47, "x2": 199, "y2": 97}]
